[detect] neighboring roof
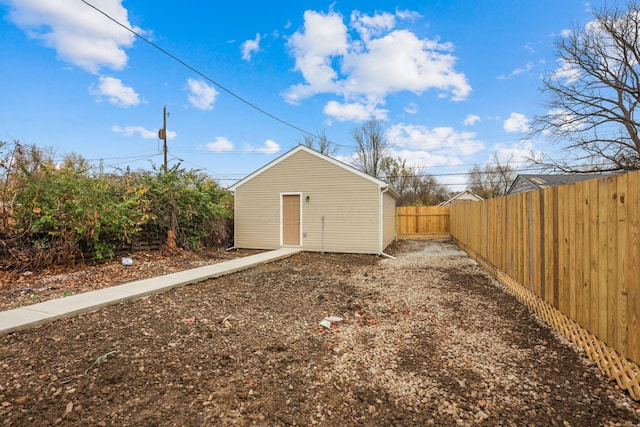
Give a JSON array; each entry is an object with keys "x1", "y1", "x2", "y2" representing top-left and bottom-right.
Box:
[
  {"x1": 228, "y1": 144, "x2": 399, "y2": 198},
  {"x1": 507, "y1": 174, "x2": 605, "y2": 195},
  {"x1": 438, "y1": 190, "x2": 484, "y2": 206},
  {"x1": 439, "y1": 190, "x2": 483, "y2": 206}
]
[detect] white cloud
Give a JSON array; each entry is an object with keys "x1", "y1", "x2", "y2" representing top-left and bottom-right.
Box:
[
  {"x1": 389, "y1": 148, "x2": 459, "y2": 169},
  {"x1": 386, "y1": 123, "x2": 485, "y2": 156},
  {"x1": 463, "y1": 114, "x2": 481, "y2": 126},
  {"x1": 503, "y1": 112, "x2": 530, "y2": 133},
  {"x1": 395, "y1": 9, "x2": 422, "y2": 21},
  {"x1": 498, "y1": 61, "x2": 535, "y2": 80},
  {"x1": 90, "y1": 76, "x2": 140, "y2": 107},
  {"x1": 284, "y1": 8, "x2": 470, "y2": 118},
  {"x1": 241, "y1": 33, "x2": 261, "y2": 61},
  {"x1": 323, "y1": 100, "x2": 387, "y2": 121},
  {"x1": 342, "y1": 30, "x2": 470, "y2": 100},
  {"x1": 404, "y1": 103, "x2": 418, "y2": 114},
  {"x1": 491, "y1": 140, "x2": 538, "y2": 166},
  {"x1": 336, "y1": 145, "x2": 461, "y2": 171},
  {"x1": 350, "y1": 10, "x2": 396, "y2": 42},
  {"x1": 256, "y1": 140, "x2": 280, "y2": 155},
  {"x1": 541, "y1": 108, "x2": 586, "y2": 134},
  {"x1": 512, "y1": 61, "x2": 535, "y2": 76},
  {"x1": 243, "y1": 140, "x2": 280, "y2": 155},
  {"x1": 552, "y1": 58, "x2": 581, "y2": 83},
  {"x1": 186, "y1": 78, "x2": 218, "y2": 110},
  {"x1": 285, "y1": 9, "x2": 348, "y2": 104},
  {"x1": 204, "y1": 137, "x2": 234, "y2": 152},
  {"x1": 112, "y1": 125, "x2": 176, "y2": 140},
  {"x1": 6, "y1": 0, "x2": 139, "y2": 73}
]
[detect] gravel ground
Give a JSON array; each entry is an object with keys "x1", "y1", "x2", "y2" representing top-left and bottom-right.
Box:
[{"x1": 0, "y1": 239, "x2": 638, "y2": 426}]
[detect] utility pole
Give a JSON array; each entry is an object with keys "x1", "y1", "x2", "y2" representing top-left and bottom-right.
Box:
[{"x1": 158, "y1": 105, "x2": 168, "y2": 171}]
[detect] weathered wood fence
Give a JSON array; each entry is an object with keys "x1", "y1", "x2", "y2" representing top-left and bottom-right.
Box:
[
  {"x1": 396, "y1": 206, "x2": 450, "y2": 239},
  {"x1": 448, "y1": 170, "x2": 640, "y2": 400}
]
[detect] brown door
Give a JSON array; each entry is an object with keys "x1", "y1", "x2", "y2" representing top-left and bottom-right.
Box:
[{"x1": 282, "y1": 195, "x2": 300, "y2": 245}]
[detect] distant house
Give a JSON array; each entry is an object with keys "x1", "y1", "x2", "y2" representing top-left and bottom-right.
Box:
[
  {"x1": 228, "y1": 145, "x2": 398, "y2": 255},
  {"x1": 439, "y1": 190, "x2": 483, "y2": 206},
  {"x1": 506, "y1": 174, "x2": 606, "y2": 195}
]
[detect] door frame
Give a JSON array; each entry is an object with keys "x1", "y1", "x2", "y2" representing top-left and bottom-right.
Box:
[{"x1": 280, "y1": 192, "x2": 302, "y2": 246}]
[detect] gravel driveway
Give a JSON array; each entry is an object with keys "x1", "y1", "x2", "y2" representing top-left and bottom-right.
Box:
[{"x1": 0, "y1": 240, "x2": 638, "y2": 426}]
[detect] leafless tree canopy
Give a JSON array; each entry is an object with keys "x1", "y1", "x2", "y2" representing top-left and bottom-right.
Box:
[
  {"x1": 349, "y1": 119, "x2": 450, "y2": 205},
  {"x1": 531, "y1": 1, "x2": 640, "y2": 172},
  {"x1": 350, "y1": 119, "x2": 390, "y2": 178},
  {"x1": 467, "y1": 153, "x2": 516, "y2": 198},
  {"x1": 379, "y1": 157, "x2": 450, "y2": 205},
  {"x1": 300, "y1": 128, "x2": 337, "y2": 156}
]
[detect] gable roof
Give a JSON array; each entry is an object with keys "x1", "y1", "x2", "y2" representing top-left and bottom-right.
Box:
[
  {"x1": 507, "y1": 173, "x2": 605, "y2": 195},
  {"x1": 439, "y1": 190, "x2": 483, "y2": 206},
  {"x1": 228, "y1": 144, "x2": 399, "y2": 197}
]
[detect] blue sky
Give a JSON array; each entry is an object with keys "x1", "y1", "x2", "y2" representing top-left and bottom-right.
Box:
[{"x1": 0, "y1": 0, "x2": 603, "y2": 190}]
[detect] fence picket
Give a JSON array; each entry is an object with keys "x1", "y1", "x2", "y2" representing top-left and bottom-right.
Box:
[
  {"x1": 628, "y1": 172, "x2": 640, "y2": 363},
  {"x1": 396, "y1": 206, "x2": 450, "y2": 239},
  {"x1": 617, "y1": 173, "x2": 629, "y2": 356},
  {"x1": 443, "y1": 170, "x2": 640, "y2": 401}
]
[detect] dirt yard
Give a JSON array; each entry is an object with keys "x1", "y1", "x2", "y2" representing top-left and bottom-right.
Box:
[
  {"x1": 0, "y1": 248, "x2": 262, "y2": 312},
  {"x1": 1, "y1": 240, "x2": 639, "y2": 426}
]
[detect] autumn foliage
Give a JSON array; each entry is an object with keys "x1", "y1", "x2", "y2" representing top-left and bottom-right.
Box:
[{"x1": 0, "y1": 141, "x2": 233, "y2": 271}]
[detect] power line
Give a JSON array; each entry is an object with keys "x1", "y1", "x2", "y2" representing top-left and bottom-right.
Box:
[
  {"x1": 214, "y1": 167, "x2": 550, "y2": 185},
  {"x1": 179, "y1": 158, "x2": 236, "y2": 181},
  {"x1": 79, "y1": 0, "x2": 348, "y2": 147},
  {"x1": 78, "y1": 0, "x2": 625, "y2": 178},
  {"x1": 82, "y1": 152, "x2": 160, "y2": 162}
]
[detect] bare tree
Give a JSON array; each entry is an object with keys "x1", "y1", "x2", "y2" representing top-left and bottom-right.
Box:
[
  {"x1": 406, "y1": 172, "x2": 450, "y2": 206},
  {"x1": 379, "y1": 156, "x2": 411, "y2": 197},
  {"x1": 350, "y1": 118, "x2": 390, "y2": 178},
  {"x1": 467, "y1": 153, "x2": 515, "y2": 198},
  {"x1": 300, "y1": 128, "x2": 337, "y2": 156},
  {"x1": 378, "y1": 157, "x2": 450, "y2": 205},
  {"x1": 531, "y1": 1, "x2": 640, "y2": 172}
]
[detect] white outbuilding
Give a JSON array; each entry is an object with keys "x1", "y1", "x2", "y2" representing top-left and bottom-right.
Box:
[{"x1": 228, "y1": 145, "x2": 398, "y2": 255}]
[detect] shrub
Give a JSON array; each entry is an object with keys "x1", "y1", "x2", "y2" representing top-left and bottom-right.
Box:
[{"x1": 0, "y1": 141, "x2": 233, "y2": 270}]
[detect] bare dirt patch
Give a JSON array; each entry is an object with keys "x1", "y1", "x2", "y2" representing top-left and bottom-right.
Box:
[
  {"x1": 1, "y1": 240, "x2": 639, "y2": 426},
  {"x1": 0, "y1": 248, "x2": 261, "y2": 311}
]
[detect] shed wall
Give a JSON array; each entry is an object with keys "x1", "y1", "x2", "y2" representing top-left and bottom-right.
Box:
[
  {"x1": 382, "y1": 190, "x2": 396, "y2": 249},
  {"x1": 234, "y1": 150, "x2": 382, "y2": 254}
]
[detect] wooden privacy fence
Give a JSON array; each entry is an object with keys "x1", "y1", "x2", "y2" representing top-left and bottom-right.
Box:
[
  {"x1": 396, "y1": 206, "x2": 450, "y2": 239},
  {"x1": 449, "y1": 170, "x2": 640, "y2": 400}
]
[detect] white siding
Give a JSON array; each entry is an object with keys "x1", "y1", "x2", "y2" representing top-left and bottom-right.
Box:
[{"x1": 234, "y1": 149, "x2": 384, "y2": 254}]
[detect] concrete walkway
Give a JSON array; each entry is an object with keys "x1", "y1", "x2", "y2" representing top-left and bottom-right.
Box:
[{"x1": 0, "y1": 248, "x2": 302, "y2": 336}]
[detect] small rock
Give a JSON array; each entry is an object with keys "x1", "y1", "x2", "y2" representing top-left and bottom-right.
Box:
[
  {"x1": 63, "y1": 402, "x2": 73, "y2": 418},
  {"x1": 14, "y1": 395, "x2": 28, "y2": 404},
  {"x1": 475, "y1": 410, "x2": 489, "y2": 422}
]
